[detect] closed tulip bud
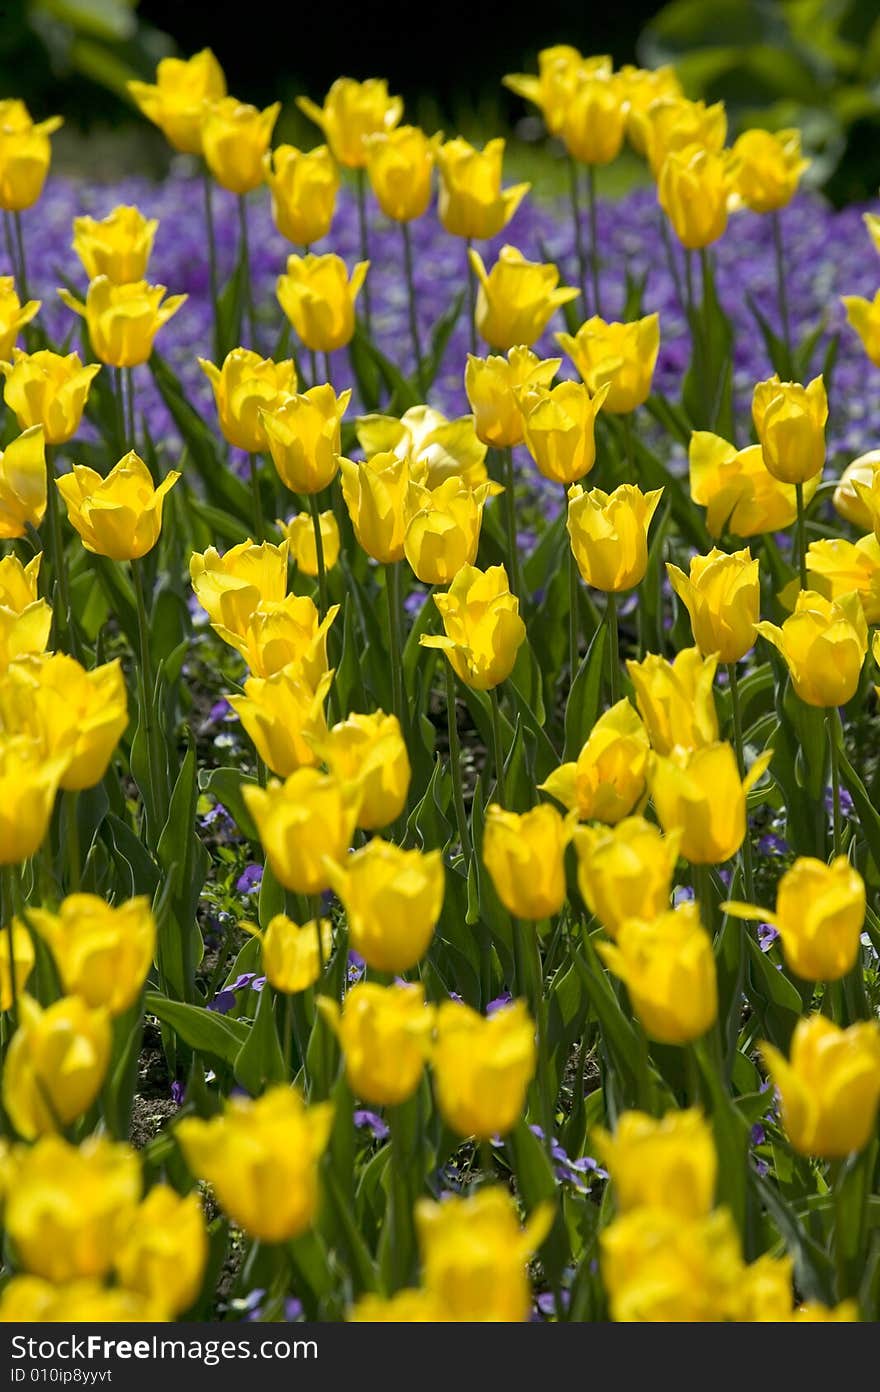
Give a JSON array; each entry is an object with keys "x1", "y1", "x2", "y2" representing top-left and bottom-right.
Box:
[
  {"x1": 128, "y1": 49, "x2": 226, "y2": 155},
  {"x1": 263, "y1": 145, "x2": 339, "y2": 247},
  {"x1": 732, "y1": 128, "x2": 808, "y2": 213},
  {"x1": 561, "y1": 73, "x2": 626, "y2": 166},
  {"x1": 57, "y1": 451, "x2": 179, "y2": 560},
  {"x1": 751, "y1": 374, "x2": 827, "y2": 485},
  {"x1": 557, "y1": 314, "x2": 660, "y2": 414},
  {"x1": 593, "y1": 1108, "x2": 717, "y2": 1217},
  {"x1": 632, "y1": 97, "x2": 727, "y2": 177},
  {"x1": 198, "y1": 348, "x2": 297, "y2": 454},
  {"x1": 469, "y1": 245, "x2": 578, "y2": 351},
  {"x1": 0, "y1": 1277, "x2": 163, "y2": 1323},
  {"x1": 618, "y1": 65, "x2": 683, "y2": 152},
  {"x1": 0, "y1": 735, "x2": 65, "y2": 863},
  {"x1": 297, "y1": 78, "x2": 403, "y2": 169},
  {"x1": 600, "y1": 1206, "x2": 743, "y2": 1322},
  {"x1": 319, "y1": 982, "x2": 434, "y2": 1106},
  {"x1": 0, "y1": 101, "x2": 62, "y2": 211},
  {"x1": 339, "y1": 451, "x2": 411, "y2": 563},
  {"x1": 278, "y1": 510, "x2": 340, "y2": 576},
  {"x1": 58, "y1": 278, "x2": 186, "y2": 369},
  {"x1": 598, "y1": 901, "x2": 718, "y2": 1044},
  {"x1": 761, "y1": 1015, "x2": 880, "y2": 1158},
  {"x1": 518, "y1": 378, "x2": 608, "y2": 485},
  {"x1": 540, "y1": 700, "x2": 650, "y2": 823},
  {"x1": 0, "y1": 917, "x2": 34, "y2": 1010},
  {"x1": 2, "y1": 653, "x2": 128, "y2": 790},
  {"x1": 436, "y1": 138, "x2": 529, "y2": 240},
  {"x1": 658, "y1": 144, "x2": 735, "y2": 249},
  {"x1": 202, "y1": 97, "x2": 280, "y2": 194},
  {"x1": 177, "y1": 1086, "x2": 333, "y2": 1243},
  {"x1": 243, "y1": 768, "x2": 360, "y2": 895},
  {"x1": 227, "y1": 667, "x2": 332, "y2": 777},
  {"x1": 26, "y1": 893, "x2": 154, "y2": 1015},
  {"x1": 416, "y1": 1186, "x2": 552, "y2": 1323},
  {"x1": 465, "y1": 348, "x2": 560, "y2": 448},
  {"x1": 114, "y1": 1186, "x2": 207, "y2": 1318},
  {"x1": 317, "y1": 710, "x2": 410, "y2": 830},
  {"x1": 3, "y1": 994, "x2": 111, "y2": 1138},
  {"x1": 366, "y1": 126, "x2": 442, "y2": 221},
  {"x1": 432, "y1": 1000, "x2": 536, "y2": 1140},
  {"x1": 261, "y1": 384, "x2": 351, "y2": 494},
  {"x1": 277, "y1": 253, "x2": 368, "y2": 353},
  {"x1": 0, "y1": 551, "x2": 41, "y2": 611},
  {"x1": 843, "y1": 289, "x2": 880, "y2": 368},
  {"x1": 573, "y1": 817, "x2": 680, "y2": 940},
  {"x1": 666, "y1": 546, "x2": 760, "y2": 662},
  {"x1": 833, "y1": 450, "x2": 880, "y2": 529},
  {"x1": 0, "y1": 348, "x2": 100, "y2": 445},
  {"x1": 648, "y1": 742, "x2": 772, "y2": 864},
  {"x1": 567, "y1": 482, "x2": 663, "y2": 592},
  {"x1": 357, "y1": 404, "x2": 491, "y2": 492},
  {"x1": 255, "y1": 915, "x2": 333, "y2": 994},
  {"x1": 0, "y1": 277, "x2": 39, "y2": 360},
  {"x1": 755, "y1": 588, "x2": 867, "y2": 708},
  {"x1": 688, "y1": 430, "x2": 819, "y2": 538},
  {"x1": 724, "y1": 856, "x2": 865, "y2": 983},
  {"x1": 4, "y1": 1134, "x2": 140, "y2": 1282},
  {"x1": 325, "y1": 838, "x2": 444, "y2": 972},
  {"x1": 403, "y1": 475, "x2": 489, "y2": 585},
  {"x1": 503, "y1": 45, "x2": 589, "y2": 136},
  {"x1": 0, "y1": 426, "x2": 45, "y2": 538},
  {"x1": 482, "y1": 802, "x2": 575, "y2": 920},
  {"x1": 72, "y1": 205, "x2": 158, "y2": 284},
  {"x1": 0, "y1": 606, "x2": 51, "y2": 675},
  {"x1": 626, "y1": 648, "x2": 719, "y2": 754},
  {"x1": 805, "y1": 536, "x2": 880, "y2": 625},
  {"x1": 348, "y1": 1290, "x2": 449, "y2": 1322},
  {"x1": 421, "y1": 563, "x2": 525, "y2": 690}
]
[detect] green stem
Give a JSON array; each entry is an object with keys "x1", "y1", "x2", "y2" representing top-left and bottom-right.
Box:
[
  {"x1": 123, "y1": 366, "x2": 136, "y2": 451},
  {"x1": 692, "y1": 862, "x2": 716, "y2": 935},
  {"x1": 567, "y1": 501, "x2": 579, "y2": 681},
  {"x1": 772, "y1": 210, "x2": 792, "y2": 375},
  {"x1": 308, "y1": 491, "x2": 328, "y2": 617},
  {"x1": 728, "y1": 663, "x2": 754, "y2": 899},
  {"x1": 465, "y1": 238, "x2": 477, "y2": 356},
  {"x1": 131, "y1": 558, "x2": 165, "y2": 835},
  {"x1": 64, "y1": 790, "x2": 81, "y2": 894},
  {"x1": 355, "y1": 168, "x2": 372, "y2": 335},
  {"x1": 44, "y1": 446, "x2": 77, "y2": 657},
  {"x1": 203, "y1": 165, "x2": 220, "y2": 361},
  {"x1": 3, "y1": 213, "x2": 19, "y2": 290},
  {"x1": 309, "y1": 349, "x2": 319, "y2": 386},
  {"x1": 13, "y1": 211, "x2": 30, "y2": 302},
  {"x1": 489, "y1": 686, "x2": 506, "y2": 806},
  {"x1": 529, "y1": 926, "x2": 556, "y2": 1165},
  {"x1": 401, "y1": 221, "x2": 424, "y2": 395},
  {"x1": 2, "y1": 865, "x2": 19, "y2": 1027},
  {"x1": 323, "y1": 352, "x2": 333, "y2": 387},
  {"x1": 606, "y1": 591, "x2": 620, "y2": 705},
  {"x1": 795, "y1": 481, "x2": 808, "y2": 590},
  {"x1": 502, "y1": 446, "x2": 521, "y2": 596},
  {"x1": 388, "y1": 1104, "x2": 413, "y2": 1292},
  {"x1": 444, "y1": 662, "x2": 472, "y2": 860},
  {"x1": 385, "y1": 561, "x2": 404, "y2": 728},
  {"x1": 585, "y1": 165, "x2": 602, "y2": 317},
  {"x1": 828, "y1": 709, "x2": 842, "y2": 859},
  {"x1": 568, "y1": 155, "x2": 588, "y2": 313},
  {"x1": 249, "y1": 455, "x2": 265, "y2": 542},
  {"x1": 238, "y1": 193, "x2": 256, "y2": 350},
  {"x1": 114, "y1": 367, "x2": 127, "y2": 455}
]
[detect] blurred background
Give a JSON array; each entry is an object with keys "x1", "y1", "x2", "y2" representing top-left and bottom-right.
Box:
[{"x1": 3, "y1": 0, "x2": 880, "y2": 202}]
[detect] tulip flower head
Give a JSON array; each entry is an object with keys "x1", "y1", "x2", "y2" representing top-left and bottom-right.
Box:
[
  {"x1": 357, "y1": 404, "x2": 490, "y2": 492},
  {"x1": 633, "y1": 97, "x2": 727, "y2": 178},
  {"x1": 59, "y1": 278, "x2": 186, "y2": 369},
  {"x1": 57, "y1": 451, "x2": 180, "y2": 561},
  {"x1": 242, "y1": 767, "x2": 360, "y2": 895},
  {"x1": 732, "y1": 128, "x2": 808, "y2": 214},
  {"x1": 688, "y1": 430, "x2": 820, "y2": 538},
  {"x1": 0, "y1": 349, "x2": 100, "y2": 445},
  {"x1": 573, "y1": 816, "x2": 681, "y2": 940},
  {"x1": 1, "y1": 652, "x2": 128, "y2": 790},
  {"x1": 843, "y1": 289, "x2": 880, "y2": 369},
  {"x1": 541, "y1": 699, "x2": 650, "y2": 823},
  {"x1": 465, "y1": 347, "x2": 560, "y2": 448},
  {"x1": 503, "y1": 46, "x2": 589, "y2": 136},
  {"x1": 365, "y1": 126, "x2": 442, "y2": 222},
  {"x1": 316, "y1": 710, "x2": 411, "y2": 830},
  {"x1": 626, "y1": 647, "x2": 719, "y2": 755},
  {"x1": 600, "y1": 1205, "x2": 743, "y2": 1322},
  {"x1": 320, "y1": 982, "x2": 434, "y2": 1106},
  {"x1": 128, "y1": 49, "x2": 226, "y2": 155},
  {"x1": 619, "y1": 65, "x2": 683, "y2": 151},
  {"x1": 0, "y1": 733, "x2": 66, "y2": 864},
  {"x1": 253, "y1": 914, "x2": 333, "y2": 995},
  {"x1": 436, "y1": 138, "x2": 529, "y2": 240},
  {"x1": 0, "y1": 100, "x2": 62, "y2": 211},
  {"x1": 339, "y1": 451, "x2": 412, "y2": 563},
  {"x1": 598, "y1": 900, "x2": 718, "y2": 1044},
  {"x1": 469, "y1": 245, "x2": 578, "y2": 351},
  {"x1": 658, "y1": 143, "x2": 735, "y2": 249},
  {"x1": 593, "y1": 1108, "x2": 717, "y2": 1217},
  {"x1": 0, "y1": 425, "x2": 45, "y2": 539},
  {"x1": 482, "y1": 801, "x2": 576, "y2": 920},
  {"x1": 198, "y1": 347, "x2": 298, "y2": 454},
  {"x1": 263, "y1": 144, "x2": 339, "y2": 247},
  {"x1": 648, "y1": 741, "x2": 772, "y2": 864},
  {"x1": 278, "y1": 510, "x2": 340, "y2": 577},
  {"x1": 557, "y1": 313, "x2": 660, "y2": 414},
  {"x1": 761, "y1": 1015, "x2": 880, "y2": 1158},
  {"x1": 325, "y1": 838, "x2": 444, "y2": 972},
  {"x1": 114, "y1": 1185, "x2": 208, "y2": 1318},
  {"x1": 297, "y1": 77, "x2": 403, "y2": 169},
  {"x1": 0, "y1": 916, "x2": 35, "y2": 1011},
  {"x1": 755, "y1": 589, "x2": 867, "y2": 708},
  {"x1": 724, "y1": 856, "x2": 864, "y2": 983},
  {"x1": 834, "y1": 450, "x2": 880, "y2": 530},
  {"x1": 71, "y1": 205, "x2": 158, "y2": 284},
  {"x1": 751, "y1": 374, "x2": 827, "y2": 485},
  {"x1": 421, "y1": 563, "x2": 526, "y2": 690},
  {"x1": 432, "y1": 999, "x2": 536, "y2": 1140},
  {"x1": 0, "y1": 1279, "x2": 162, "y2": 1323},
  {"x1": 561, "y1": 72, "x2": 627, "y2": 167},
  {"x1": 0, "y1": 276, "x2": 39, "y2": 360},
  {"x1": 3, "y1": 994, "x2": 111, "y2": 1138},
  {"x1": 189, "y1": 538, "x2": 289, "y2": 634},
  {"x1": 261, "y1": 383, "x2": 351, "y2": 494},
  {"x1": 403, "y1": 475, "x2": 489, "y2": 585},
  {"x1": 567, "y1": 482, "x2": 663, "y2": 592},
  {"x1": 666, "y1": 546, "x2": 760, "y2": 663},
  {"x1": 25, "y1": 893, "x2": 155, "y2": 1015},
  {"x1": 227, "y1": 667, "x2": 333, "y2": 778},
  {"x1": 805, "y1": 536, "x2": 880, "y2": 625},
  {"x1": 518, "y1": 378, "x2": 609, "y2": 486},
  {"x1": 202, "y1": 97, "x2": 280, "y2": 195},
  {"x1": 277, "y1": 253, "x2": 369, "y2": 353}
]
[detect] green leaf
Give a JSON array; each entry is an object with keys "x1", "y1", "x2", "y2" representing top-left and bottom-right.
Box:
[
  {"x1": 564, "y1": 621, "x2": 607, "y2": 760},
  {"x1": 233, "y1": 984, "x2": 286, "y2": 1094},
  {"x1": 145, "y1": 991, "x2": 249, "y2": 1065},
  {"x1": 199, "y1": 767, "x2": 258, "y2": 842}
]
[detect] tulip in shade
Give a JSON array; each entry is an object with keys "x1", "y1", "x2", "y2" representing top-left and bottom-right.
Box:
[{"x1": 0, "y1": 917, "x2": 35, "y2": 1010}]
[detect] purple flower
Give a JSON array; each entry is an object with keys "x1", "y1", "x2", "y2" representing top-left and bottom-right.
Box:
[
  {"x1": 486, "y1": 991, "x2": 512, "y2": 1015},
  {"x1": 236, "y1": 863, "x2": 263, "y2": 894},
  {"x1": 825, "y1": 785, "x2": 854, "y2": 818},
  {"x1": 207, "y1": 971, "x2": 265, "y2": 1013},
  {"x1": 170, "y1": 1081, "x2": 185, "y2": 1106},
  {"x1": 758, "y1": 831, "x2": 789, "y2": 857},
  {"x1": 354, "y1": 1109, "x2": 390, "y2": 1141},
  {"x1": 757, "y1": 921, "x2": 780, "y2": 953},
  {"x1": 751, "y1": 1123, "x2": 766, "y2": 1146}
]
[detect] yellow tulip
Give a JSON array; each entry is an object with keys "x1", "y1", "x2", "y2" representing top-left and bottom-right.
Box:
[
  {"x1": 666, "y1": 546, "x2": 759, "y2": 663},
  {"x1": 632, "y1": 97, "x2": 727, "y2": 178},
  {"x1": 339, "y1": 451, "x2": 411, "y2": 563},
  {"x1": 71, "y1": 205, "x2": 158, "y2": 284},
  {"x1": 356, "y1": 404, "x2": 490, "y2": 492},
  {"x1": 25, "y1": 893, "x2": 154, "y2": 1015},
  {"x1": 843, "y1": 290, "x2": 880, "y2": 368},
  {"x1": 619, "y1": 65, "x2": 683, "y2": 152},
  {"x1": 432, "y1": 999, "x2": 536, "y2": 1141},
  {"x1": 227, "y1": 667, "x2": 332, "y2": 777},
  {"x1": 317, "y1": 710, "x2": 411, "y2": 830},
  {"x1": 503, "y1": 45, "x2": 589, "y2": 136},
  {"x1": 600, "y1": 1206, "x2": 743, "y2": 1322},
  {"x1": 0, "y1": 100, "x2": 62, "y2": 211},
  {"x1": 320, "y1": 982, "x2": 434, "y2": 1106},
  {"x1": 846, "y1": 467, "x2": 880, "y2": 544},
  {"x1": 0, "y1": 550, "x2": 42, "y2": 611},
  {"x1": 0, "y1": 1276, "x2": 163, "y2": 1323},
  {"x1": 724, "y1": 856, "x2": 864, "y2": 983},
  {"x1": 325, "y1": 838, "x2": 444, "y2": 973},
  {"x1": 598, "y1": 901, "x2": 717, "y2": 1044},
  {"x1": 732, "y1": 128, "x2": 808, "y2": 213},
  {"x1": 263, "y1": 144, "x2": 339, "y2": 247},
  {"x1": 0, "y1": 735, "x2": 65, "y2": 863},
  {"x1": 648, "y1": 742, "x2": 772, "y2": 864},
  {"x1": 297, "y1": 78, "x2": 403, "y2": 169},
  {"x1": 2, "y1": 652, "x2": 128, "y2": 790},
  {"x1": 3, "y1": 994, "x2": 111, "y2": 1138},
  {"x1": 865, "y1": 211, "x2": 880, "y2": 256},
  {"x1": 0, "y1": 348, "x2": 100, "y2": 445},
  {"x1": 465, "y1": 347, "x2": 560, "y2": 448},
  {"x1": 56, "y1": 451, "x2": 179, "y2": 560},
  {"x1": 557, "y1": 313, "x2": 660, "y2": 414},
  {"x1": 58, "y1": 278, "x2": 186, "y2": 368},
  {"x1": 177, "y1": 1085, "x2": 333, "y2": 1243},
  {"x1": 761, "y1": 1015, "x2": 880, "y2": 1158},
  {"x1": 128, "y1": 49, "x2": 226, "y2": 155},
  {"x1": 573, "y1": 817, "x2": 680, "y2": 940},
  {"x1": 0, "y1": 276, "x2": 39, "y2": 360},
  {"x1": 540, "y1": 699, "x2": 649, "y2": 823},
  {"x1": 518, "y1": 378, "x2": 608, "y2": 486},
  {"x1": 735, "y1": 1254, "x2": 795, "y2": 1323},
  {"x1": 114, "y1": 1185, "x2": 207, "y2": 1318},
  {"x1": 482, "y1": 801, "x2": 575, "y2": 920},
  {"x1": 561, "y1": 73, "x2": 626, "y2": 166},
  {"x1": 755, "y1": 588, "x2": 867, "y2": 708},
  {"x1": 833, "y1": 450, "x2": 880, "y2": 529},
  {"x1": 277, "y1": 253, "x2": 369, "y2": 353},
  {"x1": 198, "y1": 348, "x2": 298, "y2": 454},
  {"x1": 225, "y1": 596, "x2": 338, "y2": 682},
  {"x1": 3, "y1": 1134, "x2": 140, "y2": 1282},
  {"x1": 348, "y1": 1289, "x2": 449, "y2": 1322},
  {"x1": 626, "y1": 648, "x2": 719, "y2": 755},
  {"x1": 658, "y1": 144, "x2": 735, "y2": 249},
  {"x1": 255, "y1": 915, "x2": 333, "y2": 994},
  {"x1": 806, "y1": 535, "x2": 880, "y2": 625},
  {"x1": 261, "y1": 383, "x2": 351, "y2": 493},
  {"x1": 242, "y1": 767, "x2": 360, "y2": 895},
  {"x1": 593, "y1": 1108, "x2": 717, "y2": 1217},
  {"x1": 567, "y1": 482, "x2": 663, "y2": 591},
  {"x1": 793, "y1": 1300, "x2": 860, "y2": 1323},
  {"x1": 189, "y1": 537, "x2": 288, "y2": 633},
  {"x1": 751, "y1": 374, "x2": 827, "y2": 485},
  {"x1": 403, "y1": 475, "x2": 489, "y2": 585},
  {"x1": 421, "y1": 563, "x2": 525, "y2": 690},
  {"x1": 278, "y1": 509, "x2": 340, "y2": 576},
  {"x1": 0, "y1": 916, "x2": 34, "y2": 1011},
  {"x1": 416, "y1": 1186, "x2": 552, "y2": 1322},
  {"x1": 469, "y1": 245, "x2": 578, "y2": 351},
  {"x1": 366, "y1": 126, "x2": 442, "y2": 221},
  {"x1": 202, "y1": 97, "x2": 280, "y2": 195},
  {"x1": 436, "y1": 138, "x2": 529, "y2": 240},
  {"x1": 688, "y1": 430, "x2": 819, "y2": 538},
  {"x1": 0, "y1": 425, "x2": 45, "y2": 538}
]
